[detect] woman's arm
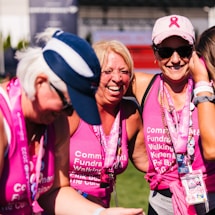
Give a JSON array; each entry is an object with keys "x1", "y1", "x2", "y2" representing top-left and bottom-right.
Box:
[
  {"x1": 189, "y1": 52, "x2": 215, "y2": 160},
  {"x1": 124, "y1": 99, "x2": 148, "y2": 172},
  {"x1": 0, "y1": 112, "x2": 7, "y2": 178},
  {"x1": 132, "y1": 72, "x2": 154, "y2": 105},
  {"x1": 39, "y1": 114, "x2": 144, "y2": 215}
]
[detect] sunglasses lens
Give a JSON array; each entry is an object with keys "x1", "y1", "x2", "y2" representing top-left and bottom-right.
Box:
[
  {"x1": 50, "y1": 82, "x2": 73, "y2": 116},
  {"x1": 177, "y1": 46, "x2": 193, "y2": 58},
  {"x1": 157, "y1": 47, "x2": 174, "y2": 58},
  {"x1": 64, "y1": 106, "x2": 73, "y2": 116},
  {"x1": 155, "y1": 46, "x2": 193, "y2": 59}
]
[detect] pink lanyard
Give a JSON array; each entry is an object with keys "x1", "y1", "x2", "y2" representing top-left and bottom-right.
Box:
[
  {"x1": 92, "y1": 112, "x2": 121, "y2": 169},
  {"x1": 7, "y1": 78, "x2": 44, "y2": 210},
  {"x1": 160, "y1": 78, "x2": 193, "y2": 154}
]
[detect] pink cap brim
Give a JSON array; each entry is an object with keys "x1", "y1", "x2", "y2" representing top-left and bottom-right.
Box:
[{"x1": 153, "y1": 30, "x2": 194, "y2": 45}]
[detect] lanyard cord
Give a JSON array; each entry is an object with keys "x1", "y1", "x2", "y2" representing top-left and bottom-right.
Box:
[
  {"x1": 92, "y1": 112, "x2": 122, "y2": 170},
  {"x1": 160, "y1": 78, "x2": 193, "y2": 154},
  {"x1": 7, "y1": 79, "x2": 45, "y2": 208},
  {"x1": 159, "y1": 78, "x2": 195, "y2": 173}
]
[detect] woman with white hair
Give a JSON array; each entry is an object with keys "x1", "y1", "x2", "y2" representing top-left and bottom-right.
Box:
[{"x1": 0, "y1": 28, "x2": 144, "y2": 215}]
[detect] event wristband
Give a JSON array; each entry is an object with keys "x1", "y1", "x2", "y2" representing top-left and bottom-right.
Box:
[
  {"x1": 193, "y1": 95, "x2": 215, "y2": 106},
  {"x1": 77, "y1": 190, "x2": 88, "y2": 198},
  {"x1": 93, "y1": 208, "x2": 105, "y2": 215},
  {"x1": 194, "y1": 85, "x2": 214, "y2": 97},
  {"x1": 195, "y1": 81, "x2": 213, "y2": 88}
]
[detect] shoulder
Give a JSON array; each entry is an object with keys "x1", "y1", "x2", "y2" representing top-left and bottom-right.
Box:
[
  {"x1": 121, "y1": 98, "x2": 142, "y2": 121},
  {"x1": 134, "y1": 72, "x2": 155, "y2": 88},
  {"x1": 121, "y1": 98, "x2": 143, "y2": 141},
  {"x1": 132, "y1": 72, "x2": 156, "y2": 104}
]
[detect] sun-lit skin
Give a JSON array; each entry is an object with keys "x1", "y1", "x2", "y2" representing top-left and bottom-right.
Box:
[
  {"x1": 21, "y1": 76, "x2": 71, "y2": 125},
  {"x1": 155, "y1": 36, "x2": 192, "y2": 86},
  {"x1": 96, "y1": 51, "x2": 131, "y2": 108}
]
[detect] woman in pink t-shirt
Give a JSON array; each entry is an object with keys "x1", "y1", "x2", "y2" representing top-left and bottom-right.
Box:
[
  {"x1": 0, "y1": 28, "x2": 144, "y2": 215},
  {"x1": 68, "y1": 40, "x2": 148, "y2": 208},
  {"x1": 130, "y1": 15, "x2": 215, "y2": 215}
]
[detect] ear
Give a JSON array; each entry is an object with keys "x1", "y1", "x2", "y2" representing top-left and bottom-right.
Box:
[
  {"x1": 154, "y1": 52, "x2": 160, "y2": 60},
  {"x1": 35, "y1": 74, "x2": 49, "y2": 89}
]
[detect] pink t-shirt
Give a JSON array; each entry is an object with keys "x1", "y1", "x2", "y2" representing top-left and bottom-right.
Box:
[
  {"x1": 0, "y1": 79, "x2": 55, "y2": 215},
  {"x1": 69, "y1": 108, "x2": 128, "y2": 207},
  {"x1": 144, "y1": 74, "x2": 215, "y2": 192}
]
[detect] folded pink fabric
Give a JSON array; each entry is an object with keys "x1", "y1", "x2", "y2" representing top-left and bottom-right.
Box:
[{"x1": 169, "y1": 180, "x2": 197, "y2": 215}]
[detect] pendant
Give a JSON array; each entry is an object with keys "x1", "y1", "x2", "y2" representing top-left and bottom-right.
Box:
[{"x1": 176, "y1": 153, "x2": 189, "y2": 174}]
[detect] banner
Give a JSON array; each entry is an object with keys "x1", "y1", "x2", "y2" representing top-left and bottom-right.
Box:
[{"x1": 29, "y1": 0, "x2": 78, "y2": 45}]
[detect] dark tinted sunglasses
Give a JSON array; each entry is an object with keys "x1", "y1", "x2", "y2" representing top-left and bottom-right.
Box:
[
  {"x1": 50, "y1": 83, "x2": 73, "y2": 116},
  {"x1": 153, "y1": 45, "x2": 193, "y2": 59}
]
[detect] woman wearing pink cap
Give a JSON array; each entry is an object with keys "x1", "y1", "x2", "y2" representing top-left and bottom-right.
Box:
[{"x1": 129, "y1": 15, "x2": 215, "y2": 215}]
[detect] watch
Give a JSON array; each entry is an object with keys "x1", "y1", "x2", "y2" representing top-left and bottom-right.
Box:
[{"x1": 193, "y1": 95, "x2": 215, "y2": 106}]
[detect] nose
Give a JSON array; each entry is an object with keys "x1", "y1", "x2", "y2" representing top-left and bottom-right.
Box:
[
  {"x1": 111, "y1": 70, "x2": 122, "y2": 81},
  {"x1": 170, "y1": 51, "x2": 181, "y2": 63}
]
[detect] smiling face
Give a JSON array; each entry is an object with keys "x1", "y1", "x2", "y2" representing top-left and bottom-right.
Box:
[
  {"x1": 154, "y1": 36, "x2": 193, "y2": 83},
  {"x1": 96, "y1": 50, "x2": 131, "y2": 106}
]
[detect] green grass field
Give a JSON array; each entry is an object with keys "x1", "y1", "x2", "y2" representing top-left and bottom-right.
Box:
[{"x1": 110, "y1": 161, "x2": 150, "y2": 214}]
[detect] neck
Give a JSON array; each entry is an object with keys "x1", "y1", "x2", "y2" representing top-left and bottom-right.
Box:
[
  {"x1": 25, "y1": 119, "x2": 46, "y2": 142},
  {"x1": 96, "y1": 104, "x2": 120, "y2": 135},
  {"x1": 160, "y1": 75, "x2": 192, "y2": 111},
  {"x1": 162, "y1": 75, "x2": 190, "y2": 94}
]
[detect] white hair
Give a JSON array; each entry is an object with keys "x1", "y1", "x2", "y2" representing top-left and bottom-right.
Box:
[
  {"x1": 15, "y1": 28, "x2": 67, "y2": 101},
  {"x1": 35, "y1": 27, "x2": 60, "y2": 44}
]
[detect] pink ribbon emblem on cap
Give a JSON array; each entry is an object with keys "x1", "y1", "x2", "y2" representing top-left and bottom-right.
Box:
[{"x1": 169, "y1": 16, "x2": 180, "y2": 28}]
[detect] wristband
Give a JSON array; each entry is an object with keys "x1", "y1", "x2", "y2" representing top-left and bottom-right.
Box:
[
  {"x1": 194, "y1": 85, "x2": 214, "y2": 97},
  {"x1": 193, "y1": 95, "x2": 215, "y2": 106},
  {"x1": 93, "y1": 208, "x2": 105, "y2": 215},
  {"x1": 195, "y1": 81, "x2": 212, "y2": 88},
  {"x1": 77, "y1": 190, "x2": 88, "y2": 198}
]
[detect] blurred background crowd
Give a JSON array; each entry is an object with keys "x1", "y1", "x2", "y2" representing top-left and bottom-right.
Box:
[{"x1": 0, "y1": 0, "x2": 214, "y2": 78}]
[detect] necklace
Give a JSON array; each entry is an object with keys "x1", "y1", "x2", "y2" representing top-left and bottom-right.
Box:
[
  {"x1": 92, "y1": 112, "x2": 122, "y2": 188},
  {"x1": 160, "y1": 78, "x2": 195, "y2": 174}
]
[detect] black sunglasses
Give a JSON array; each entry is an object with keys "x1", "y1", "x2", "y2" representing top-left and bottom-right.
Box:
[
  {"x1": 50, "y1": 83, "x2": 73, "y2": 116},
  {"x1": 153, "y1": 45, "x2": 193, "y2": 59}
]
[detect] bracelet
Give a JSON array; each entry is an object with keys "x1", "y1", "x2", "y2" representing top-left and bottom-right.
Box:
[
  {"x1": 195, "y1": 80, "x2": 213, "y2": 88},
  {"x1": 193, "y1": 85, "x2": 214, "y2": 97},
  {"x1": 77, "y1": 190, "x2": 88, "y2": 198},
  {"x1": 93, "y1": 208, "x2": 105, "y2": 215},
  {"x1": 193, "y1": 95, "x2": 215, "y2": 106}
]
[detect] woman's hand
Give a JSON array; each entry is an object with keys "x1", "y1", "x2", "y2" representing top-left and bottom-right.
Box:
[{"x1": 189, "y1": 51, "x2": 210, "y2": 83}]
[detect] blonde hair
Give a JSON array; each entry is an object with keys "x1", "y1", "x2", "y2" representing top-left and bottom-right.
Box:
[{"x1": 92, "y1": 40, "x2": 134, "y2": 81}]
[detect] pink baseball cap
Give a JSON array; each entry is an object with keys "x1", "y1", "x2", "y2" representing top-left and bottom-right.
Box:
[{"x1": 152, "y1": 15, "x2": 195, "y2": 45}]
